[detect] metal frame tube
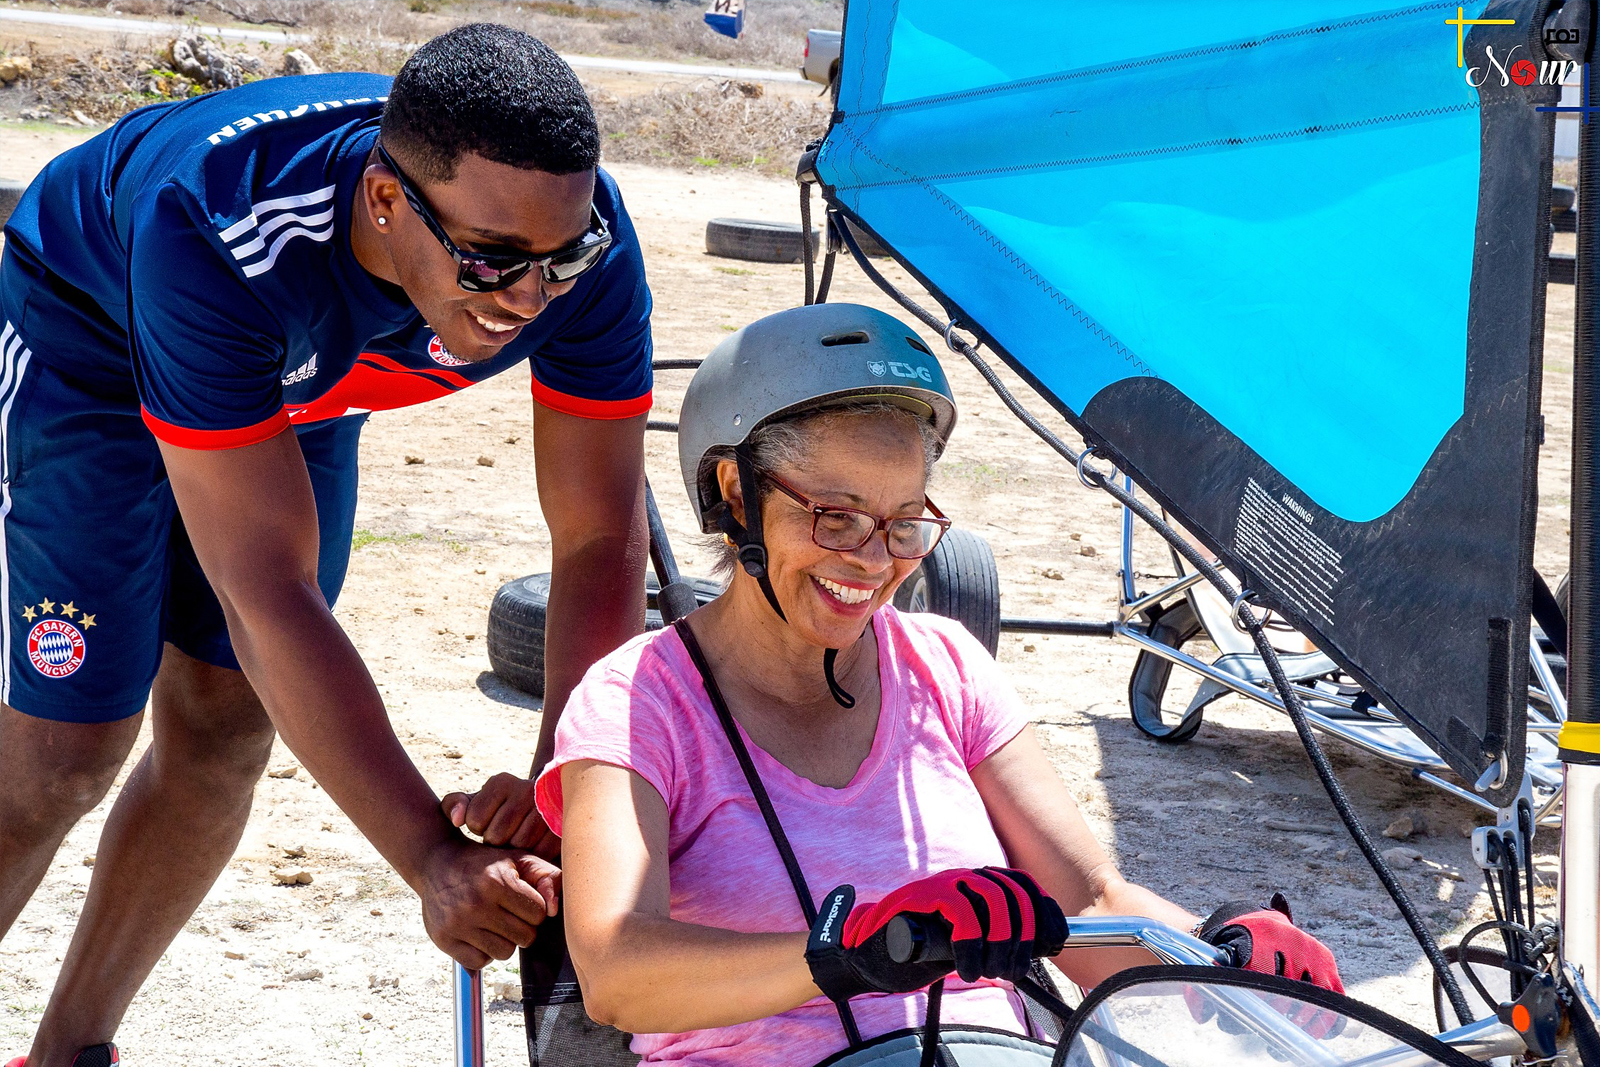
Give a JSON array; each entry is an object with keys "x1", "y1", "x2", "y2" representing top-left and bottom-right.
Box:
[
  {"x1": 454, "y1": 963, "x2": 485, "y2": 1067},
  {"x1": 1563, "y1": 764, "x2": 1600, "y2": 983}
]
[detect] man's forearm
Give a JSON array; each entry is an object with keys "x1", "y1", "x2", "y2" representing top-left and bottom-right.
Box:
[
  {"x1": 533, "y1": 527, "x2": 648, "y2": 774},
  {"x1": 223, "y1": 576, "x2": 459, "y2": 887}
]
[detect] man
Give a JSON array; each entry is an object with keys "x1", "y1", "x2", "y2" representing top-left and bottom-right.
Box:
[{"x1": 0, "y1": 23, "x2": 649, "y2": 1067}]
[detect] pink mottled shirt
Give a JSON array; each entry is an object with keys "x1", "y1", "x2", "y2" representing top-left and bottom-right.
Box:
[{"x1": 536, "y1": 607, "x2": 1033, "y2": 1066}]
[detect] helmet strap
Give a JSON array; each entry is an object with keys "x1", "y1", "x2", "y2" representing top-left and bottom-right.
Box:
[
  {"x1": 709, "y1": 449, "x2": 788, "y2": 623},
  {"x1": 821, "y1": 648, "x2": 857, "y2": 709}
]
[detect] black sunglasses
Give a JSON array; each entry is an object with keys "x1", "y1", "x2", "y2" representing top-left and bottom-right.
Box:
[{"x1": 377, "y1": 144, "x2": 613, "y2": 294}]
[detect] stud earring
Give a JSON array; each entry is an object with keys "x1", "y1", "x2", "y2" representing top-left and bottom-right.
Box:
[{"x1": 377, "y1": 216, "x2": 388, "y2": 226}]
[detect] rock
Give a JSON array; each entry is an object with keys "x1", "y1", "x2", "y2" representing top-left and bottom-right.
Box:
[
  {"x1": 505, "y1": 435, "x2": 520, "y2": 444},
  {"x1": 225, "y1": 950, "x2": 246, "y2": 960},
  {"x1": 288, "y1": 967, "x2": 323, "y2": 982},
  {"x1": 490, "y1": 979, "x2": 522, "y2": 1002},
  {"x1": 280, "y1": 49, "x2": 322, "y2": 76},
  {"x1": 1041, "y1": 567, "x2": 1064, "y2": 580},
  {"x1": 71, "y1": 110, "x2": 93, "y2": 127},
  {"x1": 1383, "y1": 816, "x2": 1415, "y2": 840},
  {"x1": 361, "y1": 1012, "x2": 374, "y2": 1021},
  {"x1": 281, "y1": 843, "x2": 306, "y2": 858},
  {"x1": 1380, "y1": 846, "x2": 1421, "y2": 868},
  {"x1": 370, "y1": 908, "x2": 383, "y2": 916},
  {"x1": 267, "y1": 764, "x2": 299, "y2": 779},
  {"x1": 321, "y1": 821, "x2": 334, "y2": 831},
  {"x1": 1022, "y1": 643, "x2": 1037, "y2": 653},
  {"x1": 272, "y1": 867, "x2": 314, "y2": 886},
  {"x1": 82, "y1": 855, "x2": 95, "y2": 867},
  {"x1": 170, "y1": 33, "x2": 246, "y2": 89},
  {"x1": 1069, "y1": 532, "x2": 1082, "y2": 541},
  {"x1": 0, "y1": 56, "x2": 33, "y2": 85},
  {"x1": 476, "y1": 455, "x2": 495, "y2": 467},
  {"x1": 1335, "y1": 848, "x2": 1349, "y2": 860},
  {"x1": 404, "y1": 455, "x2": 424, "y2": 465},
  {"x1": 19, "y1": 108, "x2": 51, "y2": 121},
  {"x1": 443, "y1": 748, "x2": 463, "y2": 759},
  {"x1": 1460, "y1": 821, "x2": 1478, "y2": 838},
  {"x1": 369, "y1": 973, "x2": 400, "y2": 989},
  {"x1": 1079, "y1": 544, "x2": 1097, "y2": 557}
]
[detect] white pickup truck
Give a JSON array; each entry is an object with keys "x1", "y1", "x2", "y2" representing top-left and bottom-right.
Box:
[{"x1": 802, "y1": 28, "x2": 842, "y2": 100}]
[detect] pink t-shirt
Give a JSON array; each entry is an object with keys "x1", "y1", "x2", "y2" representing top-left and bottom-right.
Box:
[{"x1": 536, "y1": 607, "x2": 1033, "y2": 1067}]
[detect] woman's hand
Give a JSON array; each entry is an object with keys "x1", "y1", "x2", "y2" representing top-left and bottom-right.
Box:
[
  {"x1": 806, "y1": 867, "x2": 1067, "y2": 1001},
  {"x1": 442, "y1": 772, "x2": 560, "y2": 857},
  {"x1": 1197, "y1": 893, "x2": 1343, "y2": 992}
]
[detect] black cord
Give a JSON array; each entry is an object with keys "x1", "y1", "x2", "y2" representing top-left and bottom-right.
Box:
[
  {"x1": 831, "y1": 219, "x2": 1478, "y2": 1027},
  {"x1": 800, "y1": 183, "x2": 817, "y2": 306}
]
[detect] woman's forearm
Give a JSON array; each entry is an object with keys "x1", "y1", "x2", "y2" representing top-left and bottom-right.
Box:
[
  {"x1": 574, "y1": 918, "x2": 817, "y2": 1033},
  {"x1": 1054, "y1": 873, "x2": 1203, "y2": 988}
]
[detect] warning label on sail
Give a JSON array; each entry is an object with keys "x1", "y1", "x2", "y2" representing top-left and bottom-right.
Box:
[{"x1": 1233, "y1": 479, "x2": 1343, "y2": 628}]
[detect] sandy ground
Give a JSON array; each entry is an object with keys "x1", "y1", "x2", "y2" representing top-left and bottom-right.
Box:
[{"x1": 0, "y1": 118, "x2": 1581, "y2": 1064}]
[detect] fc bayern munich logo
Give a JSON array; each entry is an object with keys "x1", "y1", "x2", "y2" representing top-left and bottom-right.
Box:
[
  {"x1": 427, "y1": 335, "x2": 469, "y2": 367},
  {"x1": 28, "y1": 619, "x2": 85, "y2": 678}
]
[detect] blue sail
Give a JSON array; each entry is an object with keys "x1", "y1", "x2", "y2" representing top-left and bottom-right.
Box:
[{"x1": 817, "y1": 0, "x2": 1555, "y2": 800}]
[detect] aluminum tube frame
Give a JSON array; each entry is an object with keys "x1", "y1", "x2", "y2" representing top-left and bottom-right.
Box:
[
  {"x1": 1562, "y1": 764, "x2": 1600, "y2": 986},
  {"x1": 454, "y1": 963, "x2": 485, "y2": 1067}
]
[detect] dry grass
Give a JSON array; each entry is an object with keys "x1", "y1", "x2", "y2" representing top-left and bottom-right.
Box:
[
  {"x1": 588, "y1": 76, "x2": 827, "y2": 175},
  {"x1": 49, "y1": 0, "x2": 843, "y2": 71},
  {"x1": 7, "y1": 0, "x2": 836, "y2": 169}
]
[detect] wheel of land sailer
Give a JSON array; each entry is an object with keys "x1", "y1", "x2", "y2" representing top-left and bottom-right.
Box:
[
  {"x1": 705, "y1": 218, "x2": 822, "y2": 264},
  {"x1": 891, "y1": 527, "x2": 1001, "y2": 656},
  {"x1": 1125, "y1": 598, "x2": 1206, "y2": 743},
  {"x1": 487, "y1": 572, "x2": 725, "y2": 698},
  {"x1": 0, "y1": 180, "x2": 25, "y2": 231}
]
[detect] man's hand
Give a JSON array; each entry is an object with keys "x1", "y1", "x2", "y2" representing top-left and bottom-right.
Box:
[
  {"x1": 443, "y1": 772, "x2": 559, "y2": 858},
  {"x1": 419, "y1": 838, "x2": 561, "y2": 969}
]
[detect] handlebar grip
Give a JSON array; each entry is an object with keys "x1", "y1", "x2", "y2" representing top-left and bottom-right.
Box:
[{"x1": 886, "y1": 914, "x2": 954, "y2": 965}]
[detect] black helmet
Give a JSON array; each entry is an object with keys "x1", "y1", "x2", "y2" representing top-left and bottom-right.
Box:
[{"x1": 678, "y1": 303, "x2": 957, "y2": 533}]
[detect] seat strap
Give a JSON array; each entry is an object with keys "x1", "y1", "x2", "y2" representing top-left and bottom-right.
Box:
[{"x1": 671, "y1": 617, "x2": 863, "y2": 1047}]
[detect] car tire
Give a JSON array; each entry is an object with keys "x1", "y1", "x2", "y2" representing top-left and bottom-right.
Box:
[
  {"x1": 891, "y1": 528, "x2": 1001, "y2": 655},
  {"x1": 0, "y1": 180, "x2": 25, "y2": 231},
  {"x1": 487, "y1": 572, "x2": 725, "y2": 698},
  {"x1": 705, "y1": 218, "x2": 822, "y2": 264}
]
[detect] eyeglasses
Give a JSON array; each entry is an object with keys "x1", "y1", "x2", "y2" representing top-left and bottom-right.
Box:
[
  {"x1": 760, "y1": 469, "x2": 952, "y2": 560},
  {"x1": 377, "y1": 144, "x2": 613, "y2": 293}
]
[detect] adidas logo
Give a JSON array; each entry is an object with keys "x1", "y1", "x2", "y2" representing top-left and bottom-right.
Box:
[{"x1": 282, "y1": 353, "x2": 319, "y2": 386}]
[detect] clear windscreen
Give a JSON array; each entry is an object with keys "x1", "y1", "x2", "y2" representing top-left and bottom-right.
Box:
[{"x1": 1060, "y1": 978, "x2": 1452, "y2": 1067}]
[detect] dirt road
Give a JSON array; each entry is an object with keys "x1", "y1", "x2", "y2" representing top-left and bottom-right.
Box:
[{"x1": 0, "y1": 121, "x2": 1575, "y2": 1063}]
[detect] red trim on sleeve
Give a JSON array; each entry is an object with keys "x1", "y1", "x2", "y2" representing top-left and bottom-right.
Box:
[
  {"x1": 530, "y1": 377, "x2": 652, "y2": 420},
  {"x1": 141, "y1": 407, "x2": 291, "y2": 450}
]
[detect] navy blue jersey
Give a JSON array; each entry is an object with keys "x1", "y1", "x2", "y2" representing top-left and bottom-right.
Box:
[{"x1": 0, "y1": 72, "x2": 652, "y2": 448}]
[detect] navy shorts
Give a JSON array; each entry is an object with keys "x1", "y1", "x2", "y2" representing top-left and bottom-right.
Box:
[{"x1": 0, "y1": 321, "x2": 364, "y2": 723}]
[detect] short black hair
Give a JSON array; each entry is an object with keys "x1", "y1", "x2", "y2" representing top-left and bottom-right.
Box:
[{"x1": 382, "y1": 23, "x2": 599, "y2": 183}]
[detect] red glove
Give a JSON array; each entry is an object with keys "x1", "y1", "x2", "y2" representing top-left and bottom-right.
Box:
[
  {"x1": 806, "y1": 867, "x2": 1067, "y2": 1002},
  {"x1": 1198, "y1": 893, "x2": 1343, "y2": 993}
]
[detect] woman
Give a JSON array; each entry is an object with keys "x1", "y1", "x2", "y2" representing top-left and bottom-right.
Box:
[{"x1": 451, "y1": 304, "x2": 1342, "y2": 1066}]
